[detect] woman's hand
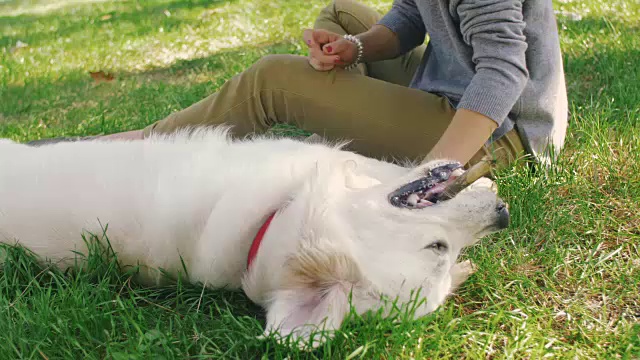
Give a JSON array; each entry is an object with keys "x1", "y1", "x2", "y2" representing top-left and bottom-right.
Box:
[{"x1": 303, "y1": 29, "x2": 357, "y2": 71}]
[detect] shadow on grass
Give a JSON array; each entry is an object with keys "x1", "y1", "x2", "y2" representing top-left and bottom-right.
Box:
[
  {"x1": 0, "y1": 0, "x2": 235, "y2": 48},
  {"x1": 0, "y1": 41, "x2": 303, "y2": 139},
  {"x1": 560, "y1": 16, "x2": 640, "y2": 120}
]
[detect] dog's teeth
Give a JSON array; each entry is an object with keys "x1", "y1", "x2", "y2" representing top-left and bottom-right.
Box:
[
  {"x1": 417, "y1": 199, "x2": 434, "y2": 208},
  {"x1": 451, "y1": 168, "x2": 465, "y2": 177},
  {"x1": 407, "y1": 193, "x2": 419, "y2": 206}
]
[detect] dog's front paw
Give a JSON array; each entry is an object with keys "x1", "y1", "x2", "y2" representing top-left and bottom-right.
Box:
[
  {"x1": 467, "y1": 177, "x2": 498, "y2": 194},
  {"x1": 450, "y1": 260, "x2": 477, "y2": 291}
]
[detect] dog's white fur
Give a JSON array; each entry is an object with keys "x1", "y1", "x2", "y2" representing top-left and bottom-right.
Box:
[{"x1": 0, "y1": 128, "x2": 505, "y2": 346}]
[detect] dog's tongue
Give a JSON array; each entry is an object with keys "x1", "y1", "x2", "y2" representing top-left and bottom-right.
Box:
[
  {"x1": 415, "y1": 175, "x2": 459, "y2": 208},
  {"x1": 423, "y1": 181, "x2": 448, "y2": 199}
]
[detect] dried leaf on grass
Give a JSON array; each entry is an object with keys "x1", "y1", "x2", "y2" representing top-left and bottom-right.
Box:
[{"x1": 89, "y1": 71, "x2": 115, "y2": 83}]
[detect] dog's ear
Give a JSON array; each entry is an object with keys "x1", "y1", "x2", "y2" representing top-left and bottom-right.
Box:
[
  {"x1": 263, "y1": 245, "x2": 361, "y2": 347},
  {"x1": 263, "y1": 286, "x2": 349, "y2": 348}
]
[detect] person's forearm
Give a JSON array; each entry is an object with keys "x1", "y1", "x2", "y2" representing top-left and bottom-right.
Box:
[
  {"x1": 356, "y1": 25, "x2": 402, "y2": 63},
  {"x1": 423, "y1": 109, "x2": 498, "y2": 165}
]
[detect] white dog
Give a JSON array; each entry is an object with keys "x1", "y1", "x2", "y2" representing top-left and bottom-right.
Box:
[{"x1": 0, "y1": 128, "x2": 509, "y2": 346}]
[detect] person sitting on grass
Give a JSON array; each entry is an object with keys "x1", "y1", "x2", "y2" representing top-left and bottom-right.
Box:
[{"x1": 37, "y1": 0, "x2": 569, "y2": 170}]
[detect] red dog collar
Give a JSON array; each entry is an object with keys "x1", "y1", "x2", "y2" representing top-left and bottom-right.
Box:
[{"x1": 246, "y1": 212, "x2": 276, "y2": 270}]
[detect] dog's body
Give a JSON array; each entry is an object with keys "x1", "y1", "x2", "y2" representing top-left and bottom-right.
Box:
[{"x1": 0, "y1": 129, "x2": 508, "y2": 345}]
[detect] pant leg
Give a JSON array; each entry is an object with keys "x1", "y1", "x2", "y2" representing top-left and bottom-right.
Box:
[
  {"x1": 144, "y1": 54, "x2": 455, "y2": 162},
  {"x1": 314, "y1": 0, "x2": 426, "y2": 86},
  {"x1": 466, "y1": 128, "x2": 528, "y2": 172}
]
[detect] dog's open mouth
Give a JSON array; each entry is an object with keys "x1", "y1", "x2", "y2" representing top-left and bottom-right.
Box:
[{"x1": 389, "y1": 162, "x2": 463, "y2": 209}]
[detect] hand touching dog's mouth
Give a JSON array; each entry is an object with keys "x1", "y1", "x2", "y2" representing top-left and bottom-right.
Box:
[{"x1": 389, "y1": 162, "x2": 463, "y2": 209}]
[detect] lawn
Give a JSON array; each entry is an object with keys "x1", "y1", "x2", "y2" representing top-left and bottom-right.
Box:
[{"x1": 1, "y1": 0, "x2": 639, "y2": 358}]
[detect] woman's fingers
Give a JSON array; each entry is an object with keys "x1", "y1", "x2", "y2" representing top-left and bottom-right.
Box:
[
  {"x1": 308, "y1": 57, "x2": 335, "y2": 71},
  {"x1": 302, "y1": 29, "x2": 320, "y2": 50},
  {"x1": 303, "y1": 29, "x2": 343, "y2": 71},
  {"x1": 309, "y1": 47, "x2": 340, "y2": 65},
  {"x1": 303, "y1": 29, "x2": 338, "y2": 49},
  {"x1": 322, "y1": 39, "x2": 357, "y2": 64}
]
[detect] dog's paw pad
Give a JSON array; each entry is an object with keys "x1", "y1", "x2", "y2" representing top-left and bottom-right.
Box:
[
  {"x1": 468, "y1": 177, "x2": 498, "y2": 194},
  {"x1": 450, "y1": 260, "x2": 477, "y2": 290},
  {"x1": 457, "y1": 260, "x2": 477, "y2": 275}
]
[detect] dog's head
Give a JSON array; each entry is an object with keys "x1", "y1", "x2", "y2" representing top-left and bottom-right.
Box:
[{"x1": 249, "y1": 159, "x2": 509, "y2": 347}]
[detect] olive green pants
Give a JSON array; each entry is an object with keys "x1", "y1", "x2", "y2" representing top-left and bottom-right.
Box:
[{"x1": 143, "y1": 0, "x2": 525, "y2": 168}]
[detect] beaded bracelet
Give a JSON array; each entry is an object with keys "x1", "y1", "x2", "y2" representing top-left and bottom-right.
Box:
[{"x1": 343, "y1": 34, "x2": 363, "y2": 71}]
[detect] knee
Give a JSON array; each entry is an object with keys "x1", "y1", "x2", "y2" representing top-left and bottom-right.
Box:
[
  {"x1": 316, "y1": 0, "x2": 378, "y2": 35},
  {"x1": 248, "y1": 54, "x2": 310, "y2": 87},
  {"x1": 332, "y1": 0, "x2": 360, "y2": 14},
  {"x1": 252, "y1": 54, "x2": 292, "y2": 73},
  {"x1": 318, "y1": 0, "x2": 354, "y2": 22}
]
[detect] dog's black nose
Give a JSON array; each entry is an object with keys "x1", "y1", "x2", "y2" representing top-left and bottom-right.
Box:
[{"x1": 496, "y1": 199, "x2": 510, "y2": 229}]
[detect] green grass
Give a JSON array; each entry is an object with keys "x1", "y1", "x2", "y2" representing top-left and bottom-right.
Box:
[{"x1": 1, "y1": 0, "x2": 639, "y2": 358}]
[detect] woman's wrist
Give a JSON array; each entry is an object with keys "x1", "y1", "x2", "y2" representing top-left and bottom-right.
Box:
[
  {"x1": 356, "y1": 25, "x2": 401, "y2": 63},
  {"x1": 343, "y1": 35, "x2": 364, "y2": 70},
  {"x1": 423, "y1": 109, "x2": 497, "y2": 165}
]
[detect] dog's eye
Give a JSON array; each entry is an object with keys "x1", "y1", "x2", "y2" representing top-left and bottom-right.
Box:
[{"x1": 424, "y1": 241, "x2": 448, "y2": 252}]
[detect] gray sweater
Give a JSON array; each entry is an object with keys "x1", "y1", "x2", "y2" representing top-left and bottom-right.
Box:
[{"x1": 378, "y1": 0, "x2": 568, "y2": 165}]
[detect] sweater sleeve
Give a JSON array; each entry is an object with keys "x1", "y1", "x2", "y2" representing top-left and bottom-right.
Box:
[
  {"x1": 377, "y1": 0, "x2": 427, "y2": 55},
  {"x1": 455, "y1": 0, "x2": 529, "y2": 125}
]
